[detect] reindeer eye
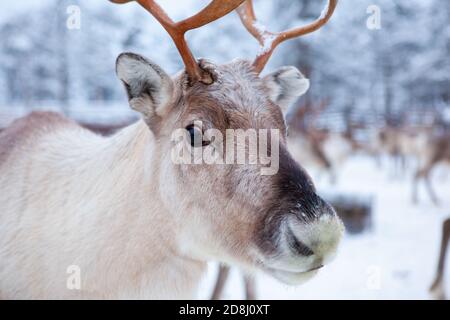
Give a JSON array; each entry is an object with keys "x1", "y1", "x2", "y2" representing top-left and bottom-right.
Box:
[{"x1": 186, "y1": 125, "x2": 211, "y2": 147}]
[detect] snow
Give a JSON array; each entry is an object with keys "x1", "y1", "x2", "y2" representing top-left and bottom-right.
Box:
[
  {"x1": 319, "y1": 0, "x2": 331, "y2": 20},
  {"x1": 257, "y1": 33, "x2": 276, "y2": 56},
  {"x1": 444, "y1": 108, "x2": 450, "y2": 123},
  {"x1": 1, "y1": 0, "x2": 448, "y2": 113},
  {"x1": 197, "y1": 155, "x2": 450, "y2": 299}
]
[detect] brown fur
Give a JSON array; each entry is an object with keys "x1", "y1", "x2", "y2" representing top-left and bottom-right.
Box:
[
  {"x1": 430, "y1": 218, "x2": 450, "y2": 299},
  {"x1": 182, "y1": 61, "x2": 286, "y2": 134},
  {"x1": 413, "y1": 132, "x2": 450, "y2": 204}
]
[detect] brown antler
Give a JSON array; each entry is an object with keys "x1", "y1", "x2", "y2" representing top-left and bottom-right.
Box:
[
  {"x1": 110, "y1": 0, "x2": 246, "y2": 85},
  {"x1": 237, "y1": 0, "x2": 338, "y2": 74}
]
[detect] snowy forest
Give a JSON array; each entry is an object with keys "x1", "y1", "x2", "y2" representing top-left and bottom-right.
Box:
[
  {"x1": 1, "y1": 0, "x2": 448, "y2": 124},
  {"x1": 0, "y1": 0, "x2": 449, "y2": 300}
]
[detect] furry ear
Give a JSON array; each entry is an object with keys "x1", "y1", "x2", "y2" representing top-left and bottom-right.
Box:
[
  {"x1": 116, "y1": 52, "x2": 174, "y2": 128},
  {"x1": 263, "y1": 66, "x2": 310, "y2": 114}
]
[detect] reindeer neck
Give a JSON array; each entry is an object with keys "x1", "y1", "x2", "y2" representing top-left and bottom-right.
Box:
[{"x1": 88, "y1": 120, "x2": 206, "y2": 298}]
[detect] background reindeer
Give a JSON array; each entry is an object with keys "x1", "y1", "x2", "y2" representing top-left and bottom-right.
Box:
[
  {"x1": 429, "y1": 218, "x2": 450, "y2": 300},
  {"x1": 0, "y1": 0, "x2": 343, "y2": 299},
  {"x1": 413, "y1": 132, "x2": 450, "y2": 205},
  {"x1": 288, "y1": 100, "x2": 356, "y2": 184},
  {"x1": 210, "y1": 265, "x2": 256, "y2": 300},
  {"x1": 287, "y1": 100, "x2": 335, "y2": 182}
]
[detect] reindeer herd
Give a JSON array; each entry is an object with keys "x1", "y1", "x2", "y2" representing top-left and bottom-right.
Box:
[
  {"x1": 0, "y1": 0, "x2": 448, "y2": 300},
  {"x1": 286, "y1": 100, "x2": 450, "y2": 206}
]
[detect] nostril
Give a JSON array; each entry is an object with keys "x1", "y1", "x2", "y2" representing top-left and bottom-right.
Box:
[{"x1": 286, "y1": 226, "x2": 314, "y2": 256}]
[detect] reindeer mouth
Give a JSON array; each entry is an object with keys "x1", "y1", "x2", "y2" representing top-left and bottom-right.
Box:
[{"x1": 263, "y1": 265, "x2": 324, "y2": 285}]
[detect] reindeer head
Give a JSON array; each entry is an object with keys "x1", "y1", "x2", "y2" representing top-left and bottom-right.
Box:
[{"x1": 112, "y1": 0, "x2": 343, "y2": 285}]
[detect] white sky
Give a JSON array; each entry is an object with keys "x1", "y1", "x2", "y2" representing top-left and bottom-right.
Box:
[
  {"x1": 0, "y1": 0, "x2": 51, "y2": 20},
  {"x1": 0, "y1": 0, "x2": 203, "y2": 22}
]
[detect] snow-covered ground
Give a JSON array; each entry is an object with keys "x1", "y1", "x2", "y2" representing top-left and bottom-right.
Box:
[{"x1": 198, "y1": 155, "x2": 450, "y2": 299}]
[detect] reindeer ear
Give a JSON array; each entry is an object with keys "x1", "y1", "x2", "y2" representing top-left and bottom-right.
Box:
[
  {"x1": 116, "y1": 52, "x2": 174, "y2": 127},
  {"x1": 264, "y1": 66, "x2": 310, "y2": 114}
]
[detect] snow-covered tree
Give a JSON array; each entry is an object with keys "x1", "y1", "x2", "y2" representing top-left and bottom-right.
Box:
[{"x1": 0, "y1": 0, "x2": 447, "y2": 127}]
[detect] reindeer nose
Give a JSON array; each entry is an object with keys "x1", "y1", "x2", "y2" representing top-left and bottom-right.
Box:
[
  {"x1": 286, "y1": 225, "x2": 314, "y2": 256},
  {"x1": 288, "y1": 204, "x2": 344, "y2": 263},
  {"x1": 292, "y1": 192, "x2": 337, "y2": 223}
]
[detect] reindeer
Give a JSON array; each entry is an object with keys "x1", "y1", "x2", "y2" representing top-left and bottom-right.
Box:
[
  {"x1": 0, "y1": 0, "x2": 343, "y2": 299},
  {"x1": 412, "y1": 132, "x2": 450, "y2": 205},
  {"x1": 287, "y1": 101, "x2": 334, "y2": 181},
  {"x1": 288, "y1": 101, "x2": 355, "y2": 184},
  {"x1": 210, "y1": 265, "x2": 256, "y2": 300},
  {"x1": 374, "y1": 125, "x2": 430, "y2": 179},
  {"x1": 429, "y1": 218, "x2": 450, "y2": 300},
  {"x1": 374, "y1": 125, "x2": 405, "y2": 177}
]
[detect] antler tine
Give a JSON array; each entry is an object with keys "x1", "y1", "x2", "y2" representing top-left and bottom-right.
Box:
[
  {"x1": 110, "y1": 0, "x2": 246, "y2": 85},
  {"x1": 237, "y1": 0, "x2": 338, "y2": 74},
  {"x1": 236, "y1": 1, "x2": 267, "y2": 46},
  {"x1": 177, "y1": 1, "x2": 247, "y2": 32}
]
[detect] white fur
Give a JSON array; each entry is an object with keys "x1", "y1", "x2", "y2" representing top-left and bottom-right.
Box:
[
  {"x1": 0, "y1": 121, "x2": 205, "y2": 299},
  {"x1": 264, "y1": 66, "x2": 310, "y2": 113},
  {"x1": 116, "y1": 53, "x2": 174, "y2": 118}
]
